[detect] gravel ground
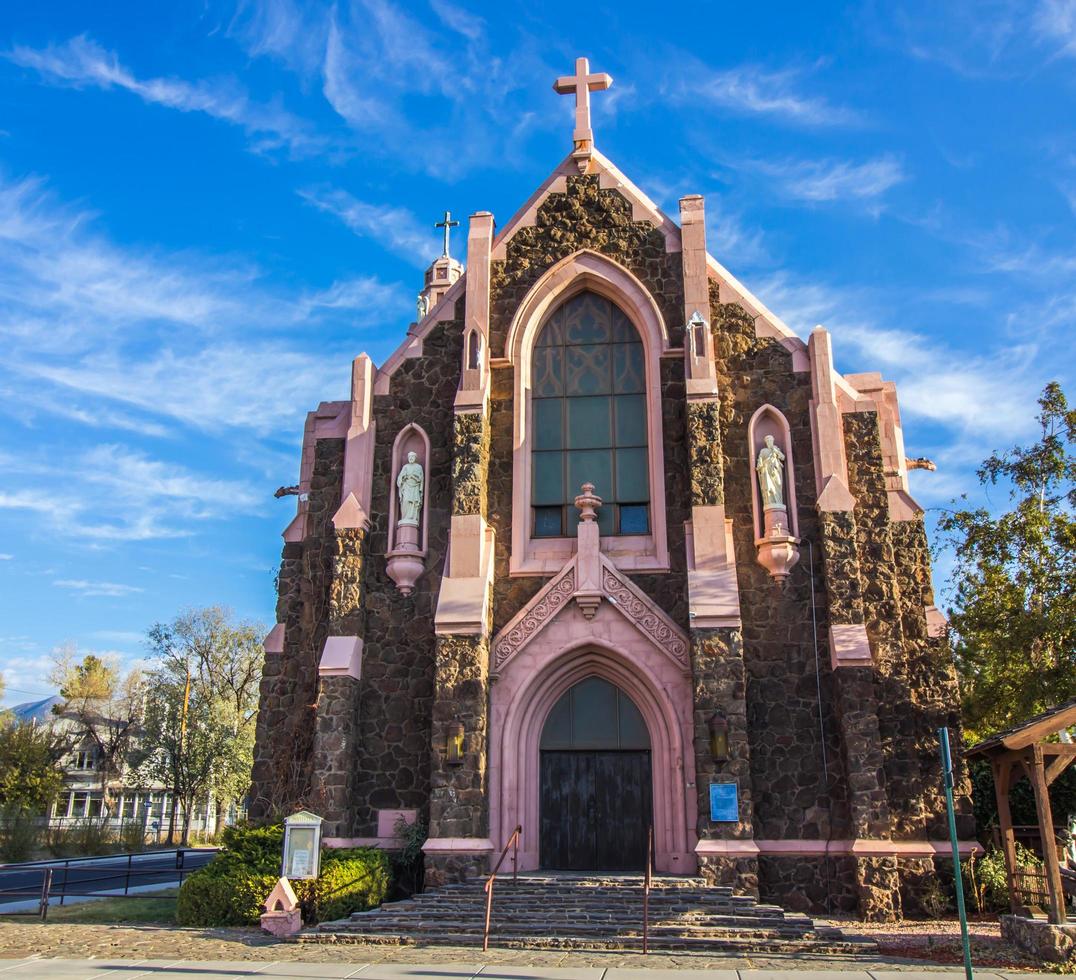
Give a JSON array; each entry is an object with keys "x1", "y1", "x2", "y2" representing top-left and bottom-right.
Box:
[
  {"x1": 818, "y1": 917, "x2": 1052, "y2": 970},
  {"x1": 0, "y1": 920, "x2": 1061, "y2": 972}
]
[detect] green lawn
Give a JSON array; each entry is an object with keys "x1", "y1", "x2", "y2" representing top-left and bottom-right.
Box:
[{"x1": 44, "y1": 888, "x2": 178, "y2": 925}]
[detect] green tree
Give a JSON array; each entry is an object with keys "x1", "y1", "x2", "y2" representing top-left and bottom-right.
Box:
[
  {"x1": 939, "y1": 382, "x2": 1076, "y2": 742},
  {"x1": 0, "y1": 721, "x2": 68, "y2": 812},
  {"x1": 50, "y1": 648, "x2": 144, "y2": 817},
  {"x1": 143, "y1": 607, "x2": 264, "y2": 842}
]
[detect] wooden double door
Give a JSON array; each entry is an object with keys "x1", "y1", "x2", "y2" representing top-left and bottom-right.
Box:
[{"x1": 539, "y1": 749, "x2": 653, "y2": 871}]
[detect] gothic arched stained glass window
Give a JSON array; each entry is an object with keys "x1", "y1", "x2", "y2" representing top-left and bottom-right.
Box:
[{"x1": 531, "y1": 291, "x2": 650, "y2": 538}]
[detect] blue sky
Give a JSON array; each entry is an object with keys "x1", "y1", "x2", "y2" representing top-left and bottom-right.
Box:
[{"x1": 1, "y1": 0, "x2": 1074, "y2": 706}]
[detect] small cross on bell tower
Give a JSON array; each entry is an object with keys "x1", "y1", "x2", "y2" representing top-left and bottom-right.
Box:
[
  {"x1": 553, "y1": 56, "x2": 613, "y2": 173},
  {"x1": 416, "y1": 210, "x2": 464, "y2": 323}
]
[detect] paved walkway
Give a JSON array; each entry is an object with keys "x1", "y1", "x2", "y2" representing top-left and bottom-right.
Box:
[{"x1": 0, "y1": 960, "x2": 1064, "y2": 980}]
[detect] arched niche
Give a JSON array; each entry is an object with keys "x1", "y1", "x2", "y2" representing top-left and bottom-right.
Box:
[
  {"x1": 465, "y1": 329, "x2": 481, "y2": 372},
  {"x1": 387, "y1": 423, "x2": 431, "y2": 556},
  {"x1": 747, "y1": 404, "x2": 799, "y2": 540}
]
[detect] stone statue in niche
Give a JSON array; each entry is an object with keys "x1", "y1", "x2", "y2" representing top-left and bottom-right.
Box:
[
  {"x1": 416, "y1": 293, "x2": 429, "y2": 321},
  {"x1": 396, "y1": 451, "x2": 424, "y2": 527},
  {"x1": 387, "y1": 447, "x2": 426, "y2": 596},
  {"x1": 755, "y1": 435, "x2": 786, "y2": 508}
]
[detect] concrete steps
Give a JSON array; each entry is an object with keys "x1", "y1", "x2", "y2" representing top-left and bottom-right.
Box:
[{"x1": 312, "y1": 874, "x2": 875, "y2": 955}]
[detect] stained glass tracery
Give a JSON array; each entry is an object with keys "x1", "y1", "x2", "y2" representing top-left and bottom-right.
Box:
[{"x1": 531, "y1": 291, "x2": 650, "y2": 537}]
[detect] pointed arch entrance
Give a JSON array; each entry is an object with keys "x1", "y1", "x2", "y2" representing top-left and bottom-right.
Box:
[{"x1": 539, "y1": 677, "x2": 653, "y2": 870}]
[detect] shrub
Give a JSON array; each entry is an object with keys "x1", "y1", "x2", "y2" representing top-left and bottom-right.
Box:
[
  {"x1": 177, "y1": 867, "x2": 278, "y2": 926},
  {"x1": 299, "y1": 847, "x2": 390, "y2": 924},
  {"x1": 176, "y1": 823, "x2": 389, "y2": 927},
  {"x1": 964, "y1": 844, "x2": 1043, "y2": 913},
  {"x1": 47, "y1": 820, "x2": 116, "y2": 857}
]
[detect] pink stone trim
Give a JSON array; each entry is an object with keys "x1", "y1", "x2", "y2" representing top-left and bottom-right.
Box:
[
  {"x1": 703, "y1": 259, "x2": 808, "y2": 371},
  {"x1": 319, "y1": 636, "x2": 362, "y2": 680},
  {"x1": 506, "y1": 249, "x2": 671, "y2": 576},
  {"x1": 489, "y1": 633, "x2": 695, "y2": 874},
  {"x1": 829, "y1": 624, "x2": 873, "y2": 669},
  {"x1": 374, "y1": 277, "x2": 467, "y2": 395},
  {"x1": 434, "y1": 516, "x2": 495, "y2": 635},
  {"x1": 679, "y1": 196, "x2": 718, "y2": 392},
  {"x1": 376, "y1": 809, "x2": 417, "y2": 837},
  {"x1": 335, "y1": 355, "x2": 376, "y2": 530},
  {"x1": 925, "y1": 605, "x2": 948, "y2": 639},
  {"x1": 460, "y1": 212, "x2": 494, "y2": 402},
  {"x1": 263, "y1": 623, "x2": 285, "y2": 655},
  {"x1": 685, "y1": 510, "x2": 742, "y2": 628},
  {"x1": 324, "y1": 836, "x2": 405, "y2": 849},
  {"x1": 421, "y1": 837, "x2": 495, "y2": 854},
  {"x1": 491, "y1": 551, "x2": 688, "y2": 674},
  {"x1": 694, "y1": 839, "x2": 761, "y2": 857},
  {"x1": 749, "y1": 839, "x2": 983, "y2": 857},
  {"x1": 809, "y1": 327, "x2": 856, "y2": 514},
  {"x1": 845, "y1": 372, "x2": 924, "y2": 522}
]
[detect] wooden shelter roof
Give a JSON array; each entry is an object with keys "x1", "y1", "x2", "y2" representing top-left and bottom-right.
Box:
[{"x1": 965, "y1": 696, "x2": 1076, "y2": 758}]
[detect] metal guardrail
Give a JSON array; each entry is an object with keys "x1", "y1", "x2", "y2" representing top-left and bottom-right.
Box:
[
  {"x1": 0, "y1": 847, "x2": 219, "y2": 921},
  {"x1": 642, "y1": 824, "x2": 654, "y2": 955}
]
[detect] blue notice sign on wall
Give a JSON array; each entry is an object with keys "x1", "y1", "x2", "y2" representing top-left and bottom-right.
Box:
[{"x1": 709, "y1": 782, "x2": 739, "y2": 822}]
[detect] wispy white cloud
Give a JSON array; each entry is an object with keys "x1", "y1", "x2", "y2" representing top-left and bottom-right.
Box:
[
  {"x1": 299, "y1": 186, "x2": 437, "y2": 266},
  {"x1": 235, "y1": 0, "x2": 560, "y2": 178},
  {"x1": 0, "y1": 172, "x2": 405, "y2": 442},
  {"x1": 756, "y1": 273, "x2": 1044, "y2": 441},
  {"x1": 682, "y1": 63, "x2": 863, "y2": 128},
  {"x1": 0, "y1": 553, "x2": 12, "y2": 560},
  {"x1": 7, "y1": 35, "x2": 322, "y2": 156},
  {"x1": 0, "y1": 444, "x2": 262, "y2": 542},
  {"x1": 54, "y1": 578, "x2": 144, "y2": 598},
  {"x1": 1033, "y1": 0, "x2": 1076, "y2": 56},
  {"x1": 741, "y1": 154, "x2": 907, "y2": 208},
  {"x1": 705, "y1": 205, "x2": 768, "y2": 268}
]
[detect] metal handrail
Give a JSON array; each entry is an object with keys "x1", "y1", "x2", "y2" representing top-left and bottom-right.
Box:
[
  {"x1": 482, "y1": 824, "x2": 521, "y2": 952},
  {"x1": 643, "y1": 824, "x2": 654, "y2": 954}
]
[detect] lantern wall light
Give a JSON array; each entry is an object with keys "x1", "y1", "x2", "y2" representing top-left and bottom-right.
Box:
[
  {"x1": 709, "y1": 711, "x2": 729, "y2": 763},
  {"x1": 447, "y1": 721, "x2": 465, "y2": 765}
]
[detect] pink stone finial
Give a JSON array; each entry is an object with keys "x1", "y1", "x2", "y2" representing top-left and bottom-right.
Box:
[
  {"x1": 574, "y1": 482, "x2": 602, "y2": 522},
  {"x1": 553, "y1": 57, "x2": 613, "y2": 158}
]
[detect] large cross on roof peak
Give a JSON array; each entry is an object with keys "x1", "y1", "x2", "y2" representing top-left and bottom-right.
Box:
[{"x1": 553, "y1": 57, "x2": 613, "y2": 169}]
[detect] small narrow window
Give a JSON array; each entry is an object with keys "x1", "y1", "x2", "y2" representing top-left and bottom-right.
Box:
[{"x1": 466, "y1": 330, "x2": 481, "y2": 371}]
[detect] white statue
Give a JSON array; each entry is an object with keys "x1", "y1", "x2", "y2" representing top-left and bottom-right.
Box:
[
  {"x1": 416, "y1": 292, "x2": 429, "y2": 321},
  {"x1": 396, "y1": 451, "x2": 424, "y2": 526},
  {"x1": 756, "y1": 434, "x2": 786, "y2": 508}
]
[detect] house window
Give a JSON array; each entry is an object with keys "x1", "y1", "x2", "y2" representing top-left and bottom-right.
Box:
[{"x1": 531, "y1": 291, "x2": 649, "y2": 537}]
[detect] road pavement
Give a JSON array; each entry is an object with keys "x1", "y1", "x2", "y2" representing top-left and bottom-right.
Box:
[{"x1": 0, "y1": 850, "x2": 217, "y2": 912}]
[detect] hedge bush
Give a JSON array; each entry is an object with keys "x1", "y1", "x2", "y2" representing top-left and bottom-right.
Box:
[{"x1": 177, "y1": 823, "x2": 390, "y2": 927}]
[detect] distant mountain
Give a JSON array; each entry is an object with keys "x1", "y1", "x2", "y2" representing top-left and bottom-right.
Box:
[{"x1": 8, "y1": 696, "x2": 63, "y2": 724}]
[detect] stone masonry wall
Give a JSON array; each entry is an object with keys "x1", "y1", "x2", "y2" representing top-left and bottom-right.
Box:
[
  {"x1": 347, "y1": 299, "x2": 467, "y2": 836},
  {"x1": 487, "y1": 174, "x2": 691, "y2": 635},
  {"x1": 710, "y1": 289, "x2": 851, "y2": 848},
  {"x1": 249, "y1": 437, "x2": 343, "y2": 818},
  {"x1": 843, "y1": 414, "x2": 974, "y2": 843}
]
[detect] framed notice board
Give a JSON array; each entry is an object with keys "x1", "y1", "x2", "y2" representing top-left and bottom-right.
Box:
[{"x1": 709, "y1": 782, "x2": 739, "y2": 822}]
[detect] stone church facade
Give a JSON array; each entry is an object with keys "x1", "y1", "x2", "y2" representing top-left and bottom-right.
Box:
[{"x1": 250, "y1": 60, "x2": 976, "y2": 918}]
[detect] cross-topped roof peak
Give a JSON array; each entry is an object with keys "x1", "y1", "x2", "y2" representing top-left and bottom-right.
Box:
[
  {"x1": 435, "y1": 209, "x2": 460, "y2": 259},
  {"x1": 553, "y1": 57, "x2": 612, "y2": 166}
]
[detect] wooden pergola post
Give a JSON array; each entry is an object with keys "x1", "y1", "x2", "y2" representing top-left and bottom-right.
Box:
[
  {"x1": 966, "y1": 697, "x2": 1076, "y2": 927},
  {"x1": 990, "y1": 757, "x2": 1021, "y2": 915}
]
